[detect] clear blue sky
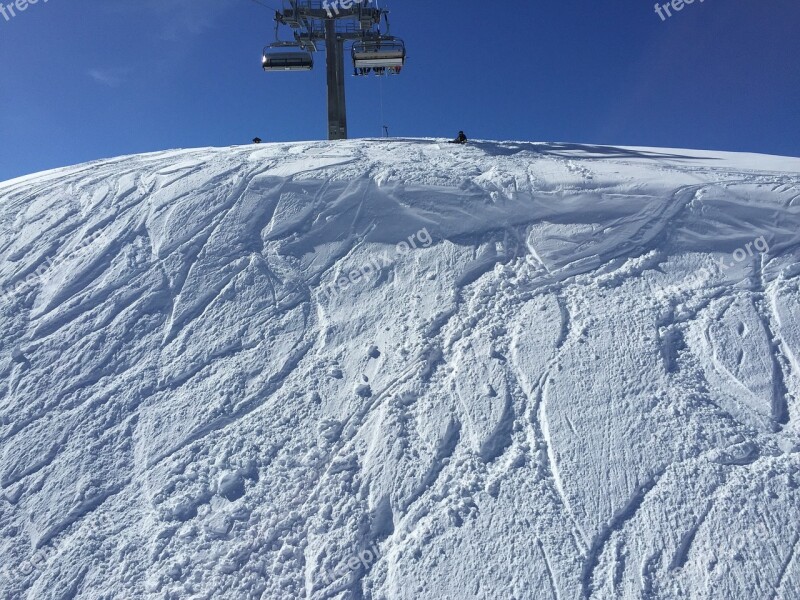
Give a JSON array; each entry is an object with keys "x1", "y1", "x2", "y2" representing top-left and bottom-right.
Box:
[{"x1": 1, "y1": 0, "x2": 798, "y2": 181}]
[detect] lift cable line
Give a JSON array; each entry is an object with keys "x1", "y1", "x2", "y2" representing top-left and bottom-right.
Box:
[
  {"x1": 249, "y1": 0, "x2": 282, "y2": 12},
  {"x1": 261, "y1": 0, "x2": 406, "y2": 140}
]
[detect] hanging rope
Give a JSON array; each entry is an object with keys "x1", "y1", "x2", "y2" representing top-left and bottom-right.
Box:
[{"x1": 378, "y1": 75, "x2": 387, "y2": 137}]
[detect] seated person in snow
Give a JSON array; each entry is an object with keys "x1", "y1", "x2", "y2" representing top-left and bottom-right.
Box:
[{"x1": 449, "y1": 131, "x2": 467, "y2": 144}]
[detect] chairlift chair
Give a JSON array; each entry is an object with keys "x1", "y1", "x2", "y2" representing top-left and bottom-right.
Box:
[
  {"x1": 351, "y1": 38, "x2": 405, "y2": 74},
  {"x1": 262, "y1": 45, "x2": 314, "y2": 71}
]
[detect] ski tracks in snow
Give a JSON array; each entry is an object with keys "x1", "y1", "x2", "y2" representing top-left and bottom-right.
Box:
[{"x1": 2, "y1": 141, "x2": 800, "y2": 599}]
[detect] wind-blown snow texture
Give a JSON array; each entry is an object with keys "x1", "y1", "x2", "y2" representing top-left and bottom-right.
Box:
[{"x1": 1, "y1": 139, "x2": 800, "y2": 600}]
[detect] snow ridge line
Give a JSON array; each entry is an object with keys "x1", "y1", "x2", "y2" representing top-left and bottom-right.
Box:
[
  {"x1": 580, "y1": 468, "x2": 665, "y2": 600},
  {"x1": 506, "y1": 291, "x2": 588, "y2": 557},
  {"x1": 539, "y1": 375, "x2": 589, "y2": 553},
  {"x1": 769, "y1": 532, "x2": 800, "y2": 600},
  {"x1": 146, "y1": 336, "x2": 317, "y2": 469},
  {"x1": 161, "y1": 166, "x2": 257, "y2": 344},
  {"x1": 754, "y1": 257, "x2": 791, "y2": 427},
  {"x1": 667, "y1": 502, "x2": 711, "y2": 571},
  {"x1": 537, "y1": 538, "x2": 562, "y2": 600},
  {"x1": 268, "y1": 361, "x2": 423, "y2": 593},
  {"x1": 277, "y1": 359, "x2": 422, "y2": 529}
]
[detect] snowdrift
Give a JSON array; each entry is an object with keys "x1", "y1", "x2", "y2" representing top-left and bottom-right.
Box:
[{"x1": 1, "y1": 139, "x2": 800, "y2": 599}]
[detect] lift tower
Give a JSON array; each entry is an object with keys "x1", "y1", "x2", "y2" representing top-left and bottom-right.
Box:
[{"x1": 262, "y1": 0, "x2": 406, "y2": 141}]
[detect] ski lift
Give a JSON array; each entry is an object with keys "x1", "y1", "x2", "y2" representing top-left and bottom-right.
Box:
[
  {"x1": 262, "y1": 45, "x2": 314, "y2": 71},
  {"x1": 351, "y1": 38, "x2": 405, "y2": 74}
]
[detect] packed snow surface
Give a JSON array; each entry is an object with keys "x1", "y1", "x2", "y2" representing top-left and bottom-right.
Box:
[{"x1": 1, "y1": 139, "x2": 800, "y2": 600}]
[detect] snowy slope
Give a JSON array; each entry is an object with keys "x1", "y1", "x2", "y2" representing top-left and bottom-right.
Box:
[{"x1": 1, "y1": 139, "x2": 800, "y2": 600}]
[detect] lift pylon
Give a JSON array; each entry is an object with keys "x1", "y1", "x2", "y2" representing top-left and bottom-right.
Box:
[{"x1": 261, "y1": 0, "x2": 406, "y2": 141}]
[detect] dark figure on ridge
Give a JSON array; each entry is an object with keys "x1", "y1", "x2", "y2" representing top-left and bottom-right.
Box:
[{"x1": 449, "y1": 131, "x2": 467, "y2": 144}]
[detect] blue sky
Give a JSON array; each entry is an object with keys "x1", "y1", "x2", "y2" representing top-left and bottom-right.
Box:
[{"x1": 0, "y1": 0, "x2": 798, "y2": 181}]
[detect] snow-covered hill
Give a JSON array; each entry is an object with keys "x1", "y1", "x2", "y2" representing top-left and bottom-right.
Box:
[{"x1": 1, "y1": 139, "x2": 800, "y2": 600}]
